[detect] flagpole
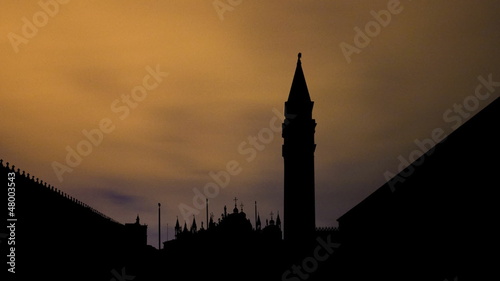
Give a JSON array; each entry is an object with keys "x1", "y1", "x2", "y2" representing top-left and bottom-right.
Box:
[{"x1": 158, "y1": 203, "x2": 161, "y2": 250}]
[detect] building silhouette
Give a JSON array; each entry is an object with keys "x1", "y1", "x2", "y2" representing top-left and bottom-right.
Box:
[
  {"x1": 172, "y1": 198, "x2": 282, "y2": 242},
  {"x1": 0, "y1": 160, "x2": 155, "y2": 281},
  {"x1": 335, "y1": 96, "x2": 500, "y2": 281},
  {"x1": 160, "y1": 197, "x2": 285, "y2": 280},
  {"x1": 283, "y1": 53, "x2": 317, "y2": 245},
  {"x1": 2, "y1": 54, "x2": 497, "y2": 280},
  {"x1": 124, "y1": 215, "x2": 148, "y2": 249},
  {"x1": 155, "y1": 54, "x2": 337, "y2": 280}
]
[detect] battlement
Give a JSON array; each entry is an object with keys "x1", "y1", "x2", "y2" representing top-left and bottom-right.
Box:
[{"x1": 1, "y1": 159, "x2": 120, "y2": 225}]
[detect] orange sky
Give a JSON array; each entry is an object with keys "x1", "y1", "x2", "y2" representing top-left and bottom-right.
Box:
[{"x1": 1, "y1": 0, "x2": 499, "y2": 247}]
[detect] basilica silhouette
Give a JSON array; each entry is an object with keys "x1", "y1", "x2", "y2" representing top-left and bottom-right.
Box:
[{"x1": 2, "y1": 54, "x2": 497, "y2": 281}]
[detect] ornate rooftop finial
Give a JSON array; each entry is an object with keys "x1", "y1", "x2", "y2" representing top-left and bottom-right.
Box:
[
  {"x1": 298, "y1": 52, "x2": 302, "y2": 61},
  {"x1": 233, "y1": 197, "x2": 239, "y2": 213}
]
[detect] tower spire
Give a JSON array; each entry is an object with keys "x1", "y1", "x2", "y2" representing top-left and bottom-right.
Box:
[
  {"x1": 190, "y1": 215, "x2": 197, "y2": 233},
  {"x1": 175, "y1": 216, "x2": 181, "y2": 238},
  {"x1": 287, "y1": 52, "x2": 311, "y2": 104},
  {"x1": 233, "y1": 197, "x2": 239, "y2": 213},
  {"x1": 254, "y1": 201, "x2": 258, "y2": 229},
  {"x1": 256, "y1": 213, "x2": 261, "y2": 230},
  {"x1": 276, "y1": 212, "x2": 281, "y2": 229}
]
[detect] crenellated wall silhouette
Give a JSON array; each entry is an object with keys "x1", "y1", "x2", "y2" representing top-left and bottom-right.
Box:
[
  {"x1": 1, "y1": 159, "x2": 120, "y2": 224},
  {"x1": 1, "y1": 160, "x2": 153, "y2": 281}
]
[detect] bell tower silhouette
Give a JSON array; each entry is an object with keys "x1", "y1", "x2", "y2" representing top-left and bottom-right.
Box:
[{"x1": 282, "y1": 53, "x2": 316, "y2": 244}]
